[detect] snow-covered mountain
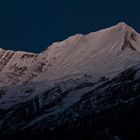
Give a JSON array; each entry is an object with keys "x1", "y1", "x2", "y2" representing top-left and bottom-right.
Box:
[
  {"x1": 0, "y1": 22, "x2": 140, "y2": 140},
  {"x1": 1, "y1": 22, "x2": 140, "y2": 87}
]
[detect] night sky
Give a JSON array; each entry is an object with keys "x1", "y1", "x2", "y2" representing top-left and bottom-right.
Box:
[{"x1": 0, "y1": 0, "x2": 139, "y2": 53}]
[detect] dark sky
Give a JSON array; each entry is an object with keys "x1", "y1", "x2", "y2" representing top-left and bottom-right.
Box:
[{"x1": 0, "y1": 0, "x2": 139, "y2": 53}]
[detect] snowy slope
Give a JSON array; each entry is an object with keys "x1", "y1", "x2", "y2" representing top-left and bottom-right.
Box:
[{"x1": 28, "y1": 22, "x2": 140, "y2": 82}]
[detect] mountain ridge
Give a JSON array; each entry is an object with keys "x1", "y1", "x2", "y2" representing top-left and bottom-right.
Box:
[
  {"x1": 0, "y1": 22, "x2": 140, "y2": 87},
  {"x1": 0, "y1": 22, "x2": 137, "y2": 53}
]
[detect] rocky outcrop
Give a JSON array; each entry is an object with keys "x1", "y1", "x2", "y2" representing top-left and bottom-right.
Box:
[{"x1": 0, "y1": 49, "x2": 38, "y2": 86}]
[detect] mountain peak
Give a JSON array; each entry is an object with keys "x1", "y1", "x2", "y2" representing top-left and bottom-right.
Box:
[
  {"x1": 117, "y1": 22, "x2": 130, "y2": 27},
  {"x1": 114, "y1": 22, "x2": 139, "y2": 51},
  {"x1": 116, "y1": 22, "x2": 135, "y2": 32}
]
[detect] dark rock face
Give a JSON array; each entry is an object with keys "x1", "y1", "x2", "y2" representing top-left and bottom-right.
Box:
[
  {"x1": 0, "y1": 49, "x2": 38, "y2": 87},
  {"x1": 0, "y1": 66, "x2": 140, "y2": 140}
]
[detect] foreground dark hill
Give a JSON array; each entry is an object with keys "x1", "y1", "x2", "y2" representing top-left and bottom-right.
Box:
[{"x1": 0, "y1": 22, "x2": 140, "y2": 140}]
